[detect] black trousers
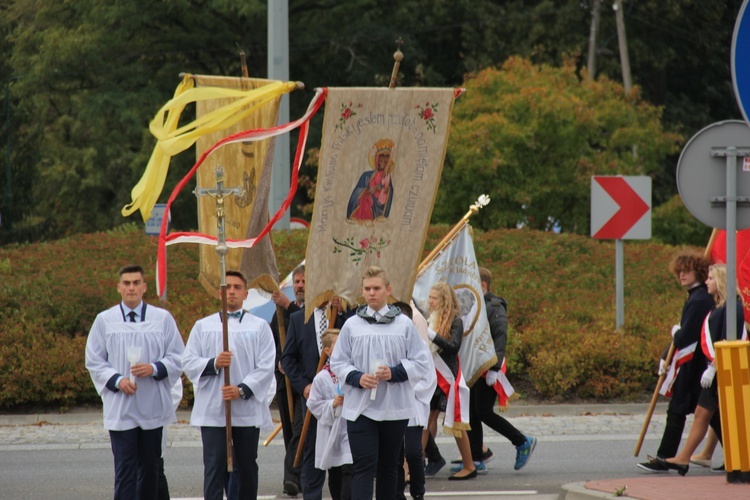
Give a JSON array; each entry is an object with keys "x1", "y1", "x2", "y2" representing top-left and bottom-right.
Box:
[
  {"x1": 291, "y1": 397, "x2": 326, "y2": 499},
  {"x1": 397, "y1": 426, "x2": 425, "y2": 500},
  {"x1": 423, "y1": 431, "x2": 442, "y2": 463},
  {"x1": 468, "y1": 379, "x2": 525, "y2": 461},
  {"x1": 200, "y1": 426, "x2": 259, "y2": 500},
  {"x1": 109, "y1": 427, "x2": 163, "y2": 500},
  {"x1": 279, "y1": 386, "x2": 302, "y2": 490},
  {"x1": 347, "y1": 416, "x2": 408, "y2": 500},
  {"x1": 328, "y1": 464, "x2": 353, "y2": 500},
  {"x1": 656, "y1": 409, "x2": 687, "y2": 459},
  {"x1": 157, "y1": 456, "x2": 169, "y2": 500}
]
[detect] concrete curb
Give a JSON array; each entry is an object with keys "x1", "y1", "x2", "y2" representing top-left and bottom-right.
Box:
[
  {"x1": 562, "y1": 482, "x2": 620, "y2": 499},
  {"x1": 0, "y1": 403, "x2": 667, "y2": 426}
]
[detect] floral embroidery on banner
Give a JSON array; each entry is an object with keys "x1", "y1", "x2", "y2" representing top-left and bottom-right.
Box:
[
  {"x1": 335, "y1": 101, "x2": 363, "y2": 130},
  {"x1": 332, "y1": 235, "x2": 391, "y2": 264},
  {"x1": 415, "y1": 101, "x2": 439, "y2": 133}
]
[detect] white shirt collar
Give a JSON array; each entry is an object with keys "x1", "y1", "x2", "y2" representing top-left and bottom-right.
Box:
[{"x1": 366, "y1": 304, "x2": 390, "y2": 318}]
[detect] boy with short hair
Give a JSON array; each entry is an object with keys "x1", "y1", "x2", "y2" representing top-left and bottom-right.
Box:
[
  {"x1": 330, "y1": 266, "x2": 433, "y2": 500},
  {"x1": 307, "y1": 329, "x2": 353, "y2": 500}
]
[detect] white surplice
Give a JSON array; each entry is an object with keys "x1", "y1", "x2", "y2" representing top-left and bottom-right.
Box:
[
  {"x1": 183, "y1": 312, "x2": 276, "y2": 430},
  {"x1": 330, "y1": 310, "x2": 433, "y2": 422},
  {"x1": 307, "y1": 367, "x2": 352, "y2": 470},
  {"x1": 85, "y1": 304, "x2": 185, "y2": 431}
]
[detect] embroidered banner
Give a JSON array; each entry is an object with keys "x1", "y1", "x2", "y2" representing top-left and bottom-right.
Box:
[
  {"x1": 413, "y1": 224, "x2": 498, "y2": 387},
  {"x1": 305, "y1": 87, "x2": 458, "y2": 318},
  {"x1": 194, "y1": 75, "x2": 282, "y2": 295}
]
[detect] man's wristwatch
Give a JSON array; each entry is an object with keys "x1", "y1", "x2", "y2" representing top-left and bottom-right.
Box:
[{"x1": 238, "y1": 386, "x2": 246, "y2": 399}]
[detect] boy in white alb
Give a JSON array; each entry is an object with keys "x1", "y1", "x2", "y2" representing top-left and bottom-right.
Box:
[
  {"x1": 307, "y1": 329, "x2": 353, "y2": 500},
  {"x1": 183, "y1": 270, "x2": 276, "y2": 500},
  {"x1": 330, "y1": 266, "x2": 433, "y2": 500},
  {"x1": 85, "y1": 264, "x2": 185, "y2": 500}
]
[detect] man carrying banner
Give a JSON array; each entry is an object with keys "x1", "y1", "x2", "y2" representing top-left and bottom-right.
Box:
[
  {"x1": 637, "y1": 251, "x2": 714, "y2": 473},
  {"x1": 271, "y1": 265, "x2": 306, "y2": 496},
  {"x1": 281, "y1": 296, "x2": 348, "y2": 499},
  {"x1": 464, "y1": 267, "x2": 536, "y2": 472}
]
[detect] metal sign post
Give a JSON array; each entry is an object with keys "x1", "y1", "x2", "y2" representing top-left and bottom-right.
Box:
[{"x1": 591, "y1": 176, "x2": 651, "y2": 330}]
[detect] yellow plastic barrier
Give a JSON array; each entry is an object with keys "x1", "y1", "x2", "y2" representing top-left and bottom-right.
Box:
[{"x1": 715, "y1": 339, "x2": 750, "y2": 483}]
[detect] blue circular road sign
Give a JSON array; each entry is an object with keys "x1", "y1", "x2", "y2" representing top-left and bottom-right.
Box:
[{"x1": 734, "y1": 0, "x2": 750, "y2": 123}]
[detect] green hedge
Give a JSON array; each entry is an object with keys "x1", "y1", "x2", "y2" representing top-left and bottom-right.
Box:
[{"x1": 0, "y1": 224, "x2": 688, "y2": 410}]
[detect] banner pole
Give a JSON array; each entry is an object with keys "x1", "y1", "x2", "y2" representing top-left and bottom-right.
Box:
[
  {"x1": 417, "y1": 195, "x2": 490, "y2": 277},
  {"x1": 634, "y1": 229, "x2": 718, "y2": 455}
]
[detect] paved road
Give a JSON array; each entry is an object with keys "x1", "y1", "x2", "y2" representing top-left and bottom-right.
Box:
[{"x1": 1, "y1": 402, "x2": 701, "y2": 499}]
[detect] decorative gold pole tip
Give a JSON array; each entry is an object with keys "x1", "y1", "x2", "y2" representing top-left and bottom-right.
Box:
[
  {"x1": 393, "y1": 37, "x2": 404, "y2": 62},
  {"x1": 389, "y1": 37, "x2": 405, "y2": 90},
  {"x1": 295, "y1": 82, "x2": 306, "y2": 90},
  {"x1": 470, "y1": 194, "x2": 491, "y2": 212}
]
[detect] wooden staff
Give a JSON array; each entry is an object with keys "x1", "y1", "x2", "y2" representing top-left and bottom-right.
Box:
[
  {"x1": 634, "y1": 343, "x2": 675, "y2": 456},
  {"x1": 389, "y1": 38, "x2": 404, "y2": 89},
  {"x1": 276, "y1": 303, "x2": 296, "y2": 422},
  {"x1": 263, "y1": 422, "x2": 283, "y2": 447},
  {"x1": 294, "y1": 303, "x2": 338, "y2": 468},
  {"x1": 417, "y1": 195, "x2": 490, "y2": 276},
  {"x1": 634, "y1": 231, "x2": 717, "y2": 456},
  {"x1": 220, "y1": 285, "x2": 233, "y2": 471},
  {"x1": 248, "y1": 274, "x2": 296, "y2": 426}
]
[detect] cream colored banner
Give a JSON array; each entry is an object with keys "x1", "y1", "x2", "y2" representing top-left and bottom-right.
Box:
[
  {"x1": 412, "y1": 224, "x2": 497, "y2": 387},
  {"x1": 306, "y1": 87, "x2": 457, "y2": 318},
  {"x1": 194, "y1": 75, "x2": 280, "y2": 295}
]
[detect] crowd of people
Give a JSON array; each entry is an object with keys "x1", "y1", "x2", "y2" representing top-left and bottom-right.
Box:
[
  {"x1": 85, "y1": 248, "x2": 748, "y2": 499},
  {"x1": 84, "y1": 262, "x2": 536, "y2": 499},
  {"x1": 637, "y1": 251, "x2": 747, "y2": 476}
]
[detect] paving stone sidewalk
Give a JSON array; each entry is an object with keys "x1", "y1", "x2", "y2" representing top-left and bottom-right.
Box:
[{"x1": 0, "y1": 403, "x2": 678, "y2": 450}]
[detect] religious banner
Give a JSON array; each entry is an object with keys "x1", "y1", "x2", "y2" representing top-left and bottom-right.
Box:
[
  {"x1": 412, "y1": 224, "x2": 498, "y2": 388},
  {"x1": 194, "y1": 75, "x2": 282, "y2": 295},
  {"x1": 305, "y1": 87, "x2": 460, "y2": 318}
]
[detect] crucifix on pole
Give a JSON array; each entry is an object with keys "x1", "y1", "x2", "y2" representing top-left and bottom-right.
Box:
[{"x1": 194, "y1": 165, "x2": 245, "y2": 472}]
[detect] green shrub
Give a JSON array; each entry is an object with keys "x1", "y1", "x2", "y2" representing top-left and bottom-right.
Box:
[{"x1": 0, "y1": 224, "x2": 693, "y2": 409}]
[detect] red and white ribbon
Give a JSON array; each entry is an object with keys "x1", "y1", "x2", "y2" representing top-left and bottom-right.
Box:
[
  {"x1": 490, "y1": 357, "x2": 515, "y2": 407},
  {"x1": 659, "y1": 341, "x2": 696, "y2": 397},
  {"x1": 433, "y1": 354, "x2": 470, "y2": 433},
  {"x1": 155, "y1": 88, "x2": 328, "y2": 296},
  {"x1": 700, "y1": 310, "x2": 748, "y2": 364}
]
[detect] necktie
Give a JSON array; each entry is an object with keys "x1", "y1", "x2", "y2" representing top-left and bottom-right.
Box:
[
  {"x1": 127, "y1": 311, "x2": 137, "y2": 323},
  {"x1": 228, "y1": 311, "x2": 242, "y2": 319},
  {"x1": 318, "y1": 310, "x2": 328, "y2": 353}
]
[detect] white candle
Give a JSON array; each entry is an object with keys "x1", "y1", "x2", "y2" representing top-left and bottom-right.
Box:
[{"x1": 127, "y1": 346, "x2": 142, "y2": 383}]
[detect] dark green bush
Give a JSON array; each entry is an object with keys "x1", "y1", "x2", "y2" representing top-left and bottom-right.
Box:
[{"x1": 0, "y1": 223, "x2": 692, "y2": 409}]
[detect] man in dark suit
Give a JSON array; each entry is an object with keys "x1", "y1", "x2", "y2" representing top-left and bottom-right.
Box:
[
  {"x1": 281, "y1": 298, "x2": 346, "y2": 499},
  {"x1": 270, "y1": 265, "x2": 306, "y2": 496}
]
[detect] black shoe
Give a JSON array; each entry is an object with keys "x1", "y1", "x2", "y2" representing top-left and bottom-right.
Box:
[
  {"x1": 655, "y1": 457, "x2": 689, "y2": 476},
  {"x1": 712, "y1": 464, "x2": 725, "y2": 473},
  {"x1": 482, "y1": 448, "x2": 495, "y2": 464},
  {"x1": 636, "y1": 458, "x2": 669, "y2": 473},
  {"x1": 424, "y1": 457, "x2": 446, "y2": 477},
  {"x1": 283, "y1": 480, "x2": 299, "y2": 496},
  {"x1": 448, "y1": 468, "x2": 478, "y2": 481}
]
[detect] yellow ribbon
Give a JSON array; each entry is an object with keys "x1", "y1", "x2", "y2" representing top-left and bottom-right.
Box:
[{"x1": 122, "y1": 75, "x2": 298, "y2": 221}]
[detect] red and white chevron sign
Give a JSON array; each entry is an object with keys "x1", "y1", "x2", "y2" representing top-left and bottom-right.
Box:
[{"x1": 591, "y1": 176, "x2": 651, "y2": 240}]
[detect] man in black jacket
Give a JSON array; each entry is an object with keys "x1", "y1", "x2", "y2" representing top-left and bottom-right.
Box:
[
  {"x1": 270, "y1": 265, "x2": 306, "y2": 496},
  {"x1": 463, "y1": 267, "x2": 536, "y2": 472},
  {"x1": 637, "y1": 252, "x2": 714, "y2": 473}
]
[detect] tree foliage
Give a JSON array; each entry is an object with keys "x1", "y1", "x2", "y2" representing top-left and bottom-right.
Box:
[
  {"x1": 0, "y1": 0, "x2": 745, "y2": 245},
  {"x1": 437, "y1": 57, "x2": 681, "y2": 233}
]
